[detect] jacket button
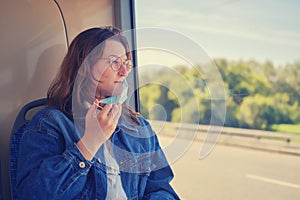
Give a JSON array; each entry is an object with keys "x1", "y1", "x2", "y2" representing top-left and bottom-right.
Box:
[{"x1": 79, "y1": 161, "x2": 86, "y2": 168}]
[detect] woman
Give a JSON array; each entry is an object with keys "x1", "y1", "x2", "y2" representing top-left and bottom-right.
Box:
[{"x1": 15, "y1": 26, "x2": 179, "y2": 199}]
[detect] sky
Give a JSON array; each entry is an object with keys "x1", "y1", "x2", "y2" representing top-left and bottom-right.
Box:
[{"x1": 134, "y1": 0, "x2": 300, "y2": 68}]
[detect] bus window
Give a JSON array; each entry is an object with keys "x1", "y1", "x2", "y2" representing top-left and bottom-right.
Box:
[{"x1": 135, "y1": 1, "x2": 300, "y2": 199}]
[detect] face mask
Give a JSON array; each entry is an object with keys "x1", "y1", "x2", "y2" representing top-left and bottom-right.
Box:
[
  {"x1": 98, "y1": 80, "x2": 128, "y2": 105},
  {"x1": 83, "y1": 81, "x2": 128, "y2": 112}
]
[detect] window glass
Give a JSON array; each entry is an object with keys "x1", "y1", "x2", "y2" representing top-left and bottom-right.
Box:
[
  {"x1": 135, "y1": 1, "x2": 300, "y2": 199},
  {"x1": 135, "y1": 0, "x2": 300, "y2": 129}
]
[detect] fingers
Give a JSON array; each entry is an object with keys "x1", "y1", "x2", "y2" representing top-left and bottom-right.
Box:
[
  {"x1": 86, "y1": 100, "x2": 99, "y2": 118},
  {"x1": 84, "y1": 101, "x2": 122, "y2": 148},
  {"x1": 97, "y1": 103, "x2": 122, "y2": 123},
  {"x1": 100, "y1": 103, "x2": 113, "y2": 116}
]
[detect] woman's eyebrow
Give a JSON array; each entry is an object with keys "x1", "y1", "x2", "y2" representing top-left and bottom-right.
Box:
[{"x1": 107, "y1": 54, "x2": 128, "y2": 60}]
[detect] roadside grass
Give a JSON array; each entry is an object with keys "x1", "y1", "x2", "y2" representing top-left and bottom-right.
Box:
[{"x1": 271, "y1": 124, "x2": 300, "y2": 135}]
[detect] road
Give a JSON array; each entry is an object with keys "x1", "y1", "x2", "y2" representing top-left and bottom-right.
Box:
[{"x1": 158, "y1": 135, "x2": 300, "y2": 200}]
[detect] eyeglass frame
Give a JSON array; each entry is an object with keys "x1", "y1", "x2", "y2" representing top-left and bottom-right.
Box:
[{"x1": 100, "y1": 55, "x2": 133, "y2": 72}]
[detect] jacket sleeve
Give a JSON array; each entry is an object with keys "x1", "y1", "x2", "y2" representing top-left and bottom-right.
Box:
[
  {"x1": 142, "y1": 133, "x2": 180, "y2": 199},
  {"x1": 16, "y1": 125, "x2": 92, "y2": 199},
  {"x1": 143, "y1": 164, "x2": 180, "y2": 200}
]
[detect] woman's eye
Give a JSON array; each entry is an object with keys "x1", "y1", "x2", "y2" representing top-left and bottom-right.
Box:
[
  {"x1": 109, "y1": 57, "x2": 116, "y2": 63},
  {"x1": 113, "y1": 60, "x2": 121, "y2": 66}
]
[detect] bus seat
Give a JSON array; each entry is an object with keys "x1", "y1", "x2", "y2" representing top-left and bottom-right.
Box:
[{"x1": 9, "y1": 98, "x2": 48, "y2": 198}]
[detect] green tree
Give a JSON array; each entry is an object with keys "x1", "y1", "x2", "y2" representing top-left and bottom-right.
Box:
[
  {"x1": 139, "y1": 59, "x2": 300, "y2": 130},
  {"x1": 276, "y1": 62, "x2": 300, "y2": 105},
  {"x1": 237, "y1": 94, "x2": 295, "y2": 130}
]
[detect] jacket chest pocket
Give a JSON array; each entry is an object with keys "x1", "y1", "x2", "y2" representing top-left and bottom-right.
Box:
[
  {"x1": 119, "y1": 155, "x2": 153, "y2": 199},
  {"x1": 120, "y1": 172, "x2": 151, "y2": 200}
]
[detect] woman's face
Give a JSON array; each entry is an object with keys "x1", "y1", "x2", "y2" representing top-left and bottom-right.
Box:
[{"x1": 92, "y1": 39, "x2": 131, "y2": 99}]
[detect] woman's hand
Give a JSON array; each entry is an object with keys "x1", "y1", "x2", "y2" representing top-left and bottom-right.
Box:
[{"x1": 77, "y1": 100, "x2": 122, "y2": 160}]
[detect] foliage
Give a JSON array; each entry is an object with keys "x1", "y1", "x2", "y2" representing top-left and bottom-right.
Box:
[{"x1": 138, "y1": 59, "x2": 300, "y2": 131}]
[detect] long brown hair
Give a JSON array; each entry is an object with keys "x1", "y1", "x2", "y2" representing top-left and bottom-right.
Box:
[{"x1": 47, "y1": 26, "x2": 141, "y2": 124}]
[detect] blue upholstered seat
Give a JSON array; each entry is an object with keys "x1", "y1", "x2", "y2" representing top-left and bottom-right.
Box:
[{"x1": 9, "y1": 98, "x2": 48, "y2": 198}]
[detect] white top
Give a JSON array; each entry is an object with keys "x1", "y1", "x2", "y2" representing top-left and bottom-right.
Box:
[{"x1": 103, "y1": 142, "x2": 127, "y2": 200}]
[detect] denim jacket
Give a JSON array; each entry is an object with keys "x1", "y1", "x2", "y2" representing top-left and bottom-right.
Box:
[{"x1": 16, "y1": 107, "x2": 179, "y2": 200}]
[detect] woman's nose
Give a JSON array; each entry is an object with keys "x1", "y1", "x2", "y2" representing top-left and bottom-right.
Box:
[{"x1": 117, "y1": 64, "x2": 129, "y2": 76}]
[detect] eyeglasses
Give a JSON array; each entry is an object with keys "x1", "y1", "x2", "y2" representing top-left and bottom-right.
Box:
[
  {"x1": 104, "y1": 26, "x2": 122, "y2": 34},
  {"x1": 101, "y1": 55, "x2": 133, "y2": 71}
]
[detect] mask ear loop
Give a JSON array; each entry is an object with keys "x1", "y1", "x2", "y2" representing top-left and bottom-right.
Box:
[
  {"x1": 92, "y1": 99, "x2": 103, "y2": 118},
  {"x1": 93, "y1": 101, "x2": 103, "y2": 110}
]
